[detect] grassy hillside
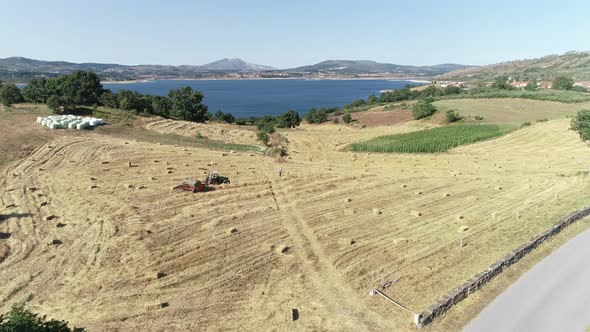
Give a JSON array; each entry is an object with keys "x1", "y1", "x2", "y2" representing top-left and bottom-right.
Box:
[
  {"x1": 434, "y1": 98, "x2": 590, "y2": 124},
  {"x1": 439, "y1": 51, "x2": 590, "y2": 81}
]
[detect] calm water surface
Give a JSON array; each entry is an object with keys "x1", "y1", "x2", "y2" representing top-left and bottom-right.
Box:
[{"x1": 104, "y1": 79, "x2": 419, "y2": 118}]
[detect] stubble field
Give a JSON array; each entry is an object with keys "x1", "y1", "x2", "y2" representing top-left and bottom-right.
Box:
[{"x1": 1, "y1": 102, "x2": 590, "y2": 331}]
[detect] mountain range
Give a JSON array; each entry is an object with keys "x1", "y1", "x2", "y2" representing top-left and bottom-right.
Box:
[{"x1": 0, "y1": 56, "x2": 473, "y2": 82}]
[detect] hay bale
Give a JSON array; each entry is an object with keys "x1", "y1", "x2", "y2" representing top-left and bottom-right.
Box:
[
  {"x1": 89, "y1": 185, "x2": 98, "y2": 189},
  {"x1": 155, "y1": 272, "x2": 167, "y2": 279},
  {"x1": 458, "y1": 225, "x2": 469, "y2": 232},
  {"x1": 46, "y1": 215, "x2": 57, "y2": 221},
  {"x1": 344, "y1": 198, "x2": 352, "y2": 203},
  {"x1": 456, "y1": 215, "x2": 464, "y2": 220},
  {"x1": 167, "y1": 170, "x2": 174, "y2": 174},
  {"x1": 123, "y1": 184, "x2": 134, "y2": 189},
  {"x1": 400, "y1": 184, "x2": 407, "y2": 188},
  {"x1": 442, "y1": 193, "x2": 451, "y2": 197},
  {"x1": 344, "y1": 208, "x2": 356, "y2": 216},
  {"x1": 373, "y1": 208, "x2": 382, "y2": 215},
  {"x1": 48, "y1": 239, "x2": 62, "y2": 245},
  {"x1": 279, "y1": 245, "x2": 290, "y2": 254},
  {"x1": 415, "y1": 191, "x2": 423, "y2": 195},
  {"x1": 495, "y1": 186, "x2": 503, "y2": 190},
  {"x1": 350, "y1": 239, "x2": 356, "y2": 245},
  {"x1": 410, "y1": 210, "x2": 422, "y2": 217},
  {"x1": 128, "y1": 162, "x2": 132, "y2": 168},
  {"x1": 228, "y1": 227, "x2": 238, "y2": 235},
  {"x1": 138, "y1": 185, "x2": 146, "y2": 189}
]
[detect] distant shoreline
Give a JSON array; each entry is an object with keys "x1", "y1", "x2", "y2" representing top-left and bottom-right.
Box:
[{"x1": 101, "y1": 77, "x2": 432, "y2": 84}]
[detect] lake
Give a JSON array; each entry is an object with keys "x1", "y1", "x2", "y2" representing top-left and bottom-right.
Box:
[{"x1": 103, "y1": 79, "x2": 420, "y2": 118}]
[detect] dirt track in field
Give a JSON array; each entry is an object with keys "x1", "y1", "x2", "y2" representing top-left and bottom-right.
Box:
[{"x1": 2, "y1": 113, "x2": 590, "y2": 331}]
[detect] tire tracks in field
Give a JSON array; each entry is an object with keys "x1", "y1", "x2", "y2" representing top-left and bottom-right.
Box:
[{"x1": 267, "y1": 171, "x2": 394, "y2": 330}]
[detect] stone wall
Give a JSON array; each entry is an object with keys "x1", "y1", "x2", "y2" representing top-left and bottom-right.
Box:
[{"x1": 417, "y1": 205, "x2": 590, "y2": 327}]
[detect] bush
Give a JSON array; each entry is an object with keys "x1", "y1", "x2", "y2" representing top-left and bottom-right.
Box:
[
  {"x1": 0, "y1": 83, "x2": 24, "y2": 107},
  {"x1": 445, "y1": 110, "x2": 462, "y2": 123},
  {"x1": 570, "y1": 110, "x2": 590, "y2": 141},
  {"x1": 304, "y1": 108, "x2": 328, "y2": 124},
  {"x1": 474, "y1": 116, "x2": 484, "y2": 122},
  {"x1": 257, "y1": 131, "x2": 270, "y2": 145},
  {"x1": 553, "y1": 76, "x2": 574, "y2": 91},
  {"x1": 0, "y1": 303, "x2": 83, "y2": 331},
  {"x1": 571, "y1": 86, "x2": 588, "y2": 93},
  {"x1": 521, "y1": 121, "x2": 532, "y2": 127},
  {"x1": 536, "y1": 118, "x2": 549, "y2": 123},
  {"x1": 412, "y1": 100, "x2": 437, "y2": 120},
  {"x1": 524, "y1": 80, "x2": 538, "y2": 91},
  {"x1": 342, "y1": 113, "x2": 352, "y2": 124},
  {"x1": 332, "y1": 118, "x2": 339, "y2": 124}
]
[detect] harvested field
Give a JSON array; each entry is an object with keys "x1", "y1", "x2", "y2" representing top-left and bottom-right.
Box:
[
  {"x1": 337, "y1": 107, "x2": 413, "y2": 127},
  {"x1": 434, "y1": 98, "x2": 590, "y2": 124},
  {"x1": 141, "y1": 117, "x2": 260, "y2": 146},
  {"x1": 2, "y1": 102, "x2": 590, "y2": 331}
]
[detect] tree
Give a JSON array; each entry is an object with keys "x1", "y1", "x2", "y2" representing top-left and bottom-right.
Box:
[
  {"x1": 0, "y1": 83, "x2": 24, "y2": 107},
  {"x1": 100, "y1": 90, "x2": 119, "y2": 109},
  {"x1": 524, "y1": 80, "x2": 538, "y2": 91},
  {"x1": 342, "y1": 113, "x2": 352, "y2": 124},
  {"x1": 22, "y1": 78, "x2": 49, "y2": 103},
  {"x1": 443, "y1": 85, "x2": 463, "y2": 95},
  {"x1": 412, "y1": 100, "x2": 437, "y2": 120},
  {"x1": 553, "y1": 76, "x2": 574, "y2": 91},
  {"x1": 275, "y1": 110, "x2": 300, "y2": 128},
  {"x1": 491, "y1": 76, "x2": 514, "y2": 90},
  {"x1": 570, "y1": 110, "x2": 590, "y2": 141},
  {"x1": 168, "y1": 86, "x2": 209, "y2": 122},
  {"x1": 222, "y1": 112, "x2": 236, "y2": 124},
  {"x1": 46, "y1": 95, "x2": 65, "y2": 113},
  {"x1": 60, "y1": 71, "x2": 104, "y2": 105},
  {"x1": 0, "y1": 303, "x2": 82, "y2": 331}
]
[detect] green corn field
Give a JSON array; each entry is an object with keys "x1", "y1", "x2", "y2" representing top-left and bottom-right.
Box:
[{"x1": 349, "y1": 124, "x2": 515, "y2": 153}]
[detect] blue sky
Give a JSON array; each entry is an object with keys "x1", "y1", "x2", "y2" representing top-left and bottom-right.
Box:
[{"x1": 1, "y1": 0, "x2": 589, "y2": 68}]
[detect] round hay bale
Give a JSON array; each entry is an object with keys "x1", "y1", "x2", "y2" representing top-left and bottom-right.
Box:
[
  {"x1": 373, "y1": 208, "x2": 382, "y2": 215},
  {"x1": 410, "y1": 210, "x2": 422, "y2": 217}
]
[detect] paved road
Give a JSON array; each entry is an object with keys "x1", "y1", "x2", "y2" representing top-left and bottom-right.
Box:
[{"x1": 464, "y1": 227, "x2": 590, "y2": 332}]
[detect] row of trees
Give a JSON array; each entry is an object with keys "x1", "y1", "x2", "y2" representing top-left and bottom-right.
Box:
[{"x1": 20, "y1": 71, "x2": 212, "y2": 122}]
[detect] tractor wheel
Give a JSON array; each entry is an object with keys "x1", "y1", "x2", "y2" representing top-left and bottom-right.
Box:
[{"x1": 223, "y1": 179, "x2": 230, "y2": 184}]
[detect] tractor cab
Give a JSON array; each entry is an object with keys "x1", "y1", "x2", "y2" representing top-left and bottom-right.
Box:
[{"x1": 206, "y1": 171, "x2": 230, "y2": 185}]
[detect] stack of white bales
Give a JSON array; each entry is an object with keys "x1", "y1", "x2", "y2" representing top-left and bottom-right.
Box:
[{"x1": 36, "y1": 115, "x2": 104, "y2": 130}]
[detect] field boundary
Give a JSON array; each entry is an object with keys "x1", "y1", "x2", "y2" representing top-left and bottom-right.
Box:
[{"x1": 417, "y1": 204, "x2": 590, "y2": 327}]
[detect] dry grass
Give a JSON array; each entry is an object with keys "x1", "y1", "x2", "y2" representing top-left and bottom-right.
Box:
[
  {"x1": 2, "y1": 101, "x2": 590, "y2": 331},
  {"x1": 434, "y1": 98, "x2": 590, "y2": 124}
]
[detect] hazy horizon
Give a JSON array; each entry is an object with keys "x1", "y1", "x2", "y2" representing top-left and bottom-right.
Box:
[{"x1": 1, "y1": 0, "x2": 589, "y2": 68}]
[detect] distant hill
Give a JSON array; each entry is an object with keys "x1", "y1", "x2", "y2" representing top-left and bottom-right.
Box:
[
  {"x1": 438, "y1": 51, "x2": 590, "y2": 81},
  {"x1": 0, "y1": 57, "x2": 276, "y2": 82},
  {"x1": 0, "y1": 56, "x2": 471, "y2": 82},
  {"x1": 198, "y1": 58, "x2": 275, "y2": 71},
  {"x1": 286, "y1": 60, "x2": 473, "y2": 76}
]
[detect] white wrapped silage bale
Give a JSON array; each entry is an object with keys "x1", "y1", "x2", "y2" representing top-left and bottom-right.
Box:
[{"x1": 68, "y1": 122, "x2": 76, "y2": 129}]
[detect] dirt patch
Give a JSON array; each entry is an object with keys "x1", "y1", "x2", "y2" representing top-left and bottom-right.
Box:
[
  {"x1": 0, "y1": 105, "x2": 66, "y2": 172},
  {"x1": 340, "y1": 109, "x2": 412, "y2": 127}
]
